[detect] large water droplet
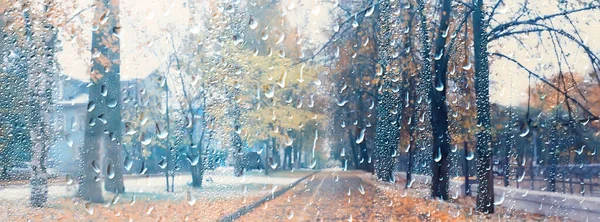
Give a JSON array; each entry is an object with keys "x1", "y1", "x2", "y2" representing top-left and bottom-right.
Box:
[
  {"x1": 107, "y1": 163, "x2": 115, "y2": 179},
  {"x1": 351, "y1": 15, "x2": 359, "y2": 28},
  {"x1": 355, "y1": 128, "x2": 366, "y2": 144},
  {"x1": 91, "y1": 160, "x2": 101, "y2": 173},
  {"x1": 66, "y1": 174, "x2": 74, "y2": 185},
  {"x1": 187, "y1": 154, "x2": 200, "y2": 166},
  {"x1": 187, "y1": 190, "x2": 196, "y2": 206},
  {"x1": 466, "y1": 151, "x2": 475, "y2": 161},
  {"x1": 139, "y1": 161, "x2": 148, "y2": 174},
  {"x1": 156, "y1": 123, "x2": 169, "y2": 139},
  {"x1": 141, "y1": 132, "x2": 152, "y2": 145},
  {"x1": 107, "y1": 99, "x2": 118, "y2": 108},
  {"x1": 84, "y1": 202, "x2": 94, "y2": 215},
  {"x1": 365, "y1": 5, "x2": 375, "y2": 17},
  {"x1": 435, "y1": 77, "x2": 444, "y2": 91},
  {"x1": 100, "y1": 85, "x2": 108, "y2": 97},
  {"x1": 434, "y1": 147, "x2": 442, "y2": 162},
  {"x1": 124, "y1": 156, "x2": 133, "y2": 171},
  {"x1": 158, "y1": 157, "x2": 168, "y2": 169},
  {"x1": 494, "y1": 192, "x2": 505, "y2": 205},
  {"x1": 519, "y1": 122, "x2": 530, "y2": 137},
  {"x1": 65, "y1": 133, "x2": 74, "y2": 147},
  {"x1": 434, "y1": 48, "x2": 444, "y2": 60},
  {"x1": 87, "y1": 101, "x2": 96, "y2": 112},
  {"x1": 248, "y1": 16, "x2": 258, "y2": 29}
]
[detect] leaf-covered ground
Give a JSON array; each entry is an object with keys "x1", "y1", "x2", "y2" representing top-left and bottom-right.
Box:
[{"x1": 237, "y1": 170, "x2": 567, "y2": 221}]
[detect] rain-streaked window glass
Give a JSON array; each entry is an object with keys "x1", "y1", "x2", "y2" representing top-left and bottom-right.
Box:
[{"x1": 0, "y1": 0, "x2": 599, "y2": 221}]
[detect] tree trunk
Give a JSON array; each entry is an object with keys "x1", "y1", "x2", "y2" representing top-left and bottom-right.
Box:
[
  {"x1": 232, "y1": 125, "x2": 244, "y2": 176},
  {"x1": 282, "y1": 146, "x2": 292, "y2": 169},
  {"x1": 373, "y1": 0, "x2": 399, "y2": 182},
  {"x1": 548, "y1": 114, "x2": 559, "y2": 192},
  {"x1": 83, "y1": 0, "x2": 125, "y2": 194},
  {"x1": 429, "y1": 0, "x2": 452, "y2": 200},
  {"x1": 473, "y1": 0, "x2": 494, "y2": 213},
  {"x1": 359, "y1": 139, "x2": 373, "y2": 173},
  {"x1": 348, "y1": 130, "x2": 359, "y2": 169},
  {"x1": 22, "y1": 0, "x2": 54, "y2": 207}
]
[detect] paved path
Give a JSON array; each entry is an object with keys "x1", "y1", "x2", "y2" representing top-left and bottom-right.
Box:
[
  {"x1": 238, "y1": 170, "x2": 400, "y2": 221},
  {"x1": 0, "y1": 169, "x2": 313, "y2": 202}
]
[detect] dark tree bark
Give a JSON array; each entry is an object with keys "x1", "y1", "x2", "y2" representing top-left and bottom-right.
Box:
[
  {"x1": 93, "y1": 0, "x2": 125, "y2": 195},
  {"x1": 80, "y1": 0, "x2": 126, "y2": 202},
  {"x1": 22, "y1": 0, "x2": 55, "y2": 206},
  {"x1": 373, "y1": 0, "x2": 399, "y2": 182},
  {"x1": 429, "y1": 0, "x2": 452, "y2": 200},
  {"x1": 473, "y1": 0, "x2": 494, "y2": 213},
  {"x1": 232, "y1": 125, "x2": 244, "y2": 176}
]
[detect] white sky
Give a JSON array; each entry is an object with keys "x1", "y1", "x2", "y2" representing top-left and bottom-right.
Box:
[{"x1": 53, "y1": 0, "x2": 600, "y2": 106}]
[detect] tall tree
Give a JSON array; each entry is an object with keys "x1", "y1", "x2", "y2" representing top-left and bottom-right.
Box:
[
  {"x1": 80, "y1": 0, "x2": 123, "y2": 202},
  {"x1": 373, "y1": 0, "x2": 399, "y2": 182},
  {"x1": 21, "y1": 0, "x2": 58, "y2": 207},
  {"x1": 473, "y1": 0, "x2": 600, "y2": 213},
  {"x1": 429, "y1": 0, "x2": 452, "y2": 200},
  {"x1": 472, "y1": 0, "x2": 494, "y2": 214}
]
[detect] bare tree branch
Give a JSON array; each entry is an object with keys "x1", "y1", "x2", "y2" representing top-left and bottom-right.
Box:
[
  {"x1": 492, "y1": 52, "x2": 599, "y2": 122},
  {"x1": 490, "y1": 4, "x2": 600, "y2": 37}
]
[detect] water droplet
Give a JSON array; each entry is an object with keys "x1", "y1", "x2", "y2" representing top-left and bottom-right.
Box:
[
  {"x1": 233, "y1": 34, "x2": 243, "y2": 46},
  {"x1": 351, "y1": 15, "x2": 359, "y2": 28},
  {"x1": 517, "y1": 170, "x2": 526, "y2": 182},
  {"x1": 65, "y1": 133, "x2": 74, "y2": 147},
  {"x1": 434, "y1": 48, "x2": 444, "y2": 60},
  {"x1": 435, "y1": 77, "x2": 444, "y2": 91},
  {"x1": 309, "y1": 159, "x2": 317, "y2": 169},
  {"x1": 336, "y1": 99, "x2": 348, "y2": 107},
  {"x1": 139, "y1": 161, "x2": 147, "y2": 174},
  {"x1": 156, "y1": 123, "x2": 169, "y2": 139},
  {"x1": 141, "y1": 132, "x2": 152, "y2": 145},
  {"x1": 466, "y1": 152, "x2": 474, "y2": 161},
  {"x1": 66, "y1": 174, "x2": 74, "y2": 185},
  {"x1": 248, "y1": 16, "x2": 258, "y2": 29},
  {"x1": 87, "y1": 101, "x2": 96, "y2": 112},
  {"x1": 100, "y1": 85, "x2": 108, "y2": 97},
  {"x1": 462, "y1": 61, "x2": 472, "y2": 70},
  {"x1": 107, "y1": 99, "x2": 118, "y2": 108},
  {"x1": 260, "y1": 30, "x2": 269, "y2": 41},
  {"x1": 84, "y1": 202, "x2": 94, "y2": 215},
  {"x1": 434, "y1": 147, "x2": 442, "y2": 162},
  {"x1": 187, "y1": 190, "x2": 196, "y2": 206},
  {"x1": 355, "y1": 128, "x2": 366, "y2": 144},
  {"x1": 145, "y1": 205, "x2": 154, "y2": 215},
  {"x1": 125, "y1": 123, "x2": 137, "y2": 135},
  {"x1": 110, "y1": 195, "x2": 120, "y2": 206},
  {"x1": 158, "y1": 157, "x2": 168, "y2": 169},
  {"x1": 358, "y1": 184, "x2": 365, "y2": 194},
  {"x1": 107, "y1": 163, "x2": 115, "y2": 179},
  {"x1": 124, "y1": 156, "x2": 133, "y2": 171},
  {"x1": 264, "y1": 86, "x2": 275, "y2": 98},
  {"x1": 494, "y1": 192, "x2": 505, "y2": 205},
  {"x1": 187, "y1": 154, "x2": 200, "y2": 166},
  {"x1": 276, "y1": 33, "x2": 285, "y2": 45},
  {"x1": 365, "y1": 5, "x2": 375, "y2": 17},
  {"x1": 91, "y1": 160, "x2": 101, "y2": 173},
  {"x1": 519, "y1": 122, "x2": 530, "y2": 137}
]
